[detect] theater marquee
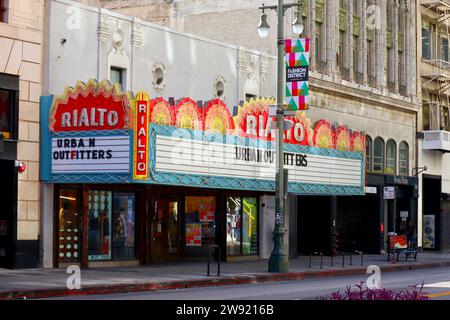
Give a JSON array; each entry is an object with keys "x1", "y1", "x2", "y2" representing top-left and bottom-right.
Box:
[{"x1": 40, "y1": 79, "x2": 366, "y2": 195}]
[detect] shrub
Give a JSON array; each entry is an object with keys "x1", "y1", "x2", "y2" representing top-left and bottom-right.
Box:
[{"x1": 320, "y1": 282, "x2": 430, "y2": 300}]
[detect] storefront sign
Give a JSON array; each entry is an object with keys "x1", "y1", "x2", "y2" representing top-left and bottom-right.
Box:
[
  {"x1": 383, "y1": 187, "x2": 395, "y2": 199},
  {"x1": 49, "y1": 80, "x2": 132, "y2": 132},
  {"x1": 285, "y1": 38, "x2": 309, "y2": 111},
  {"x1": 51, "y1": 136, "x2": 130, "y2": 173},
  {"x1": 133, "y1": 92, "x2": 150, "y2": 180},
  {"x1": 365, "y1": 186, "x2": 377, "y2": 194},
  {"x1": 153, "y1": 132, "x2": 362, "y2": 190}
]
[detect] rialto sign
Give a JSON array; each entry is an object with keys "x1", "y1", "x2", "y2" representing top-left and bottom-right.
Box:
[{"x1": 40, "y1": 79, "x2": 366, "y2": 195}]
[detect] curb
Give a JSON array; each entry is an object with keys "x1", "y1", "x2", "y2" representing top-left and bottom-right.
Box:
[{"x1": 1, "y1": 260, "x2": 450, "y2": 300}]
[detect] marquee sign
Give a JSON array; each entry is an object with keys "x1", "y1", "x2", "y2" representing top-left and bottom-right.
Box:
[
  {"x1": 40, "y1": 79, "x2": 366, "y2": 195},
  {"x1": 44, "y1": 80, "x2": 133, "y2": 179}
]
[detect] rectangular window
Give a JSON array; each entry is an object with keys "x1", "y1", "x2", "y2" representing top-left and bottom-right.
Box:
[
  {"x1": 0, "y1": 89, "x2": 12, "y2": 139},
  {"x1": 422, "y1": 28, "x2": 431, "y2": 60},
  {"x1": 353, "y1": 37, "x2": 358, "y2": 81},
  {"x1": 242, "y1": 197, "x2": 258, "y2": 255},
  {"x1": 339, "y1": 31, "x2": 345, "y2": 76},
  {"x1": 110, "y1": 67, "x2": 123, "y2": 87},
  {"x1": 442, "y1": 37, "x2": 449, "y2": 62},
  {"x1": 112, "y1": 193, "x2": 136, "y2": 260},
  {"x1": 0, "y1": 0, "x2": 7, "y2": 23},
  {"x1": 58, "y1": 188, "x2": 82, "y2": 263},
  {"x1": 0, "y1": 73, "x2": 18, "y2": 140},
  {"x1": 88, "y1": 190, "x2": 113, "y2": 261},
  {"x1": 226, "y1": 196, "x2": 258, "y2": 256},
  {"x1": 88, "y1": 190, "x2": 136, "y2": 261}
]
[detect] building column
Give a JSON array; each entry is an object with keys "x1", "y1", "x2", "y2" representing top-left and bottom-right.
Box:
[
  {"x1": 39, "y1": 183, "x2": 53, "y2": 268},
  {"x1": 376, "y1": 0, "x2": 387, "y2": 89},
  {"x1": 288, "y1": 196, "x2": 298, "y2": 258},
  {"x1": 331, "y1": 196, "x2": 337, "y2": 255},
  {"x1": 405, "y1": 0, "x2": 416, "y2": 97},
  {"x1": 326, "y1": 0, "x2": 337, "y2": 77},
  {"x1": 391, "y1": 0, "x2": 400, "y2": 93},
  {"x1": 348, "y1": 0, "x2": 354, "y2": 81},
  {"x1": 131, "y1": 18, "x2": 143, "y2": 92},
  {"x1": 361, "y1": 0, "x2": 368, "y2": 85},
  {"x1": 97, "y1": 9, "x2": 110, "y2": 82},
  {"x1": 309, "y1": 0, "x2": 317, "y2": 71}
]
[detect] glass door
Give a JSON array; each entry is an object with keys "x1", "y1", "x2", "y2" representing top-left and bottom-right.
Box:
[
  {"x1": 151, "y1": 198, "x2": 181, "y2": 261},
  {"x1": 58, "y1": 187, "x2": 82, "y2": 264}
]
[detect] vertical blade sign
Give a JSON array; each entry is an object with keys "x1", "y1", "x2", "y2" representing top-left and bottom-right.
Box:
[
  {"x1": 285, "y1": 38, "x2": 310, "y2": 111},
  {"x1": 133, "y1": 92, "x2": 150, "y2": 180}
]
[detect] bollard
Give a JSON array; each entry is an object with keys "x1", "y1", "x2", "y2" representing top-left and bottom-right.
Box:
[
  {"x1": 207, "y1": 245, "x2": 221, "y2": 276},
  {"x1": 309, "y1": 252, "x2": 323, "y2": 269}
]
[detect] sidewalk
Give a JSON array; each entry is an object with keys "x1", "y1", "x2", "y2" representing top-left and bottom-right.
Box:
[{"x1": 1, "y1": 252, "x2": 450, "y2": 299}]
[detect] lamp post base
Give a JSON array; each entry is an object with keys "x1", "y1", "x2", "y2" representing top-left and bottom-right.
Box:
[
  {"x1": 268, "y1": 253, "x2": 289, "y2": 273},
  {"x1": 268, "y1": 228, "x2": 289, "y2": 273}
]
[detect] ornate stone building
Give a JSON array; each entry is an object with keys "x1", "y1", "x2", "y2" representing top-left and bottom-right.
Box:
[
  {"x1": 0, "y1": 0, "x2": 44, "y2": 268},
  {"x1": 418, "y1": 1, "x2": 450, "y2": 252}
]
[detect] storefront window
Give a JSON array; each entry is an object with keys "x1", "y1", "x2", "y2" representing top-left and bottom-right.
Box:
[
  {"x1": 226, "y1": 197, "x2": 241, "y2": 256},
  {"x1": 58, "y1": 188, "x2": 81, "y2": 263},
  {"x1": 226, "y1": 196, "x2": 259, "y2": 256},
  {"x1": 385, "y1": 140, "x2": 397, "y2": 175},
  {"x1": 185, "y1": 196, "x2": 216, "y2": 247},
  {"x1": 0, "y1": 89, "x2": 12, "y2": 139},
  {"x1": 112, "y1": 193, "x2": 136, "y2": 260},
  {"x1": 366, "y1": 136, "x2": 372, "y2": 172},
  {"x1": 399, "y1": 141, "x2": 409, "y2": 176},
  {"x1": 88, "y1": 190, "x2": 112, "y2": 261},
  {"x1": 242, "y1": 197, "x2": 258, "y2": 255},
  {"x1": 373, "y1": 137, "x2": 385, "y2": 173}
]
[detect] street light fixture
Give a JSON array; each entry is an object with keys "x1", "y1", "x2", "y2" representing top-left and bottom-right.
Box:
[
  {"x1": 257, "y1": 9, "x2": 270, "y2": 38},
  {"x1": 257, "y1": 0, "x2": 303, "y2": 273},
  {"x1": 292, "y1": 9, "x2": 304, "y2": 35}
]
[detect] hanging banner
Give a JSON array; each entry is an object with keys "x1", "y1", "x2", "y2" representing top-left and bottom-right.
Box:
[
  {"x1": 285, "y1": 38, "x2": 310, "y2": 111},
  {"x1": 133, "y1": 92, "x2": 150, "y2": 180}
]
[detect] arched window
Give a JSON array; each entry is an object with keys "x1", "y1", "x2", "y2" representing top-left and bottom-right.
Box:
[
  {"x1": 386, "y1": 140, "x2": 397, "y2": 175},
  {"x1": 373, "y1": 137, "x2": 385, "y2": 173},
  {"x1": 366, "y1": 136, "x2": 372, "y2": 172},
  {"x1": 399, "y1": 141, "x2": 409, "y2": 176}
]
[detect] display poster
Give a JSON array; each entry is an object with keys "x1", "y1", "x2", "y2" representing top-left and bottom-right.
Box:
[
  {"x1": 423, "y1": 215, "x2": 436, "y2": 249},
  {"x1": 185, "y1": 196, "x2": 216, "y2": 246},
  {"x1": 186, "y1": 223, "x2": 202, "y2": 247}
]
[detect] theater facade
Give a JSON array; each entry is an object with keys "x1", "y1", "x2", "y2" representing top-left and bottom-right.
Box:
[{"x1": 39, "y1": 79, "x2": 366, "y2": 268}]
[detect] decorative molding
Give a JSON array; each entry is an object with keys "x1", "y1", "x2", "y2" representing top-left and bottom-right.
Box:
[
  {"x1": 131, "y1": 18, "x2": 143, "y2": 48},
  {"x1": 237, "y1": 50, "x2": 247, "y2": 72},
  {"x1": 213, "y1": 75, "x2": 226, "y2": 99},
  {"x1": 260, "y1": 54, "x2": 269, "y2": 82},
  {"x1": 112, "y1": 29, "x2": 125, "y2": 50},
  {"x1": 152, "y1": 61, "x2": 167, "y2": 91},
  {"x1": 97, "y1": 10, "x2": 111, "y2": 44}
]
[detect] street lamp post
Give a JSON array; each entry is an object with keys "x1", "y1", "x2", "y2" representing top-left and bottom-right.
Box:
[{"x1": 258, "y1": 1, "x2": 303, "y2": 273}]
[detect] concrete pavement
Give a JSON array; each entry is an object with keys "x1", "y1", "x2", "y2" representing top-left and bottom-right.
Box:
[
  {"x1": 1, "y1": 252, "x2": 450, "y2": 299},
  {"x1": 48, "y1": 267, "x2": 450, "y2": 300}
]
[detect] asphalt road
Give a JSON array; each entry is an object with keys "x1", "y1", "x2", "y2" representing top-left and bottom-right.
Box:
[{"x1": 48, "y1": 267, "x2": 450, "y2": 300}]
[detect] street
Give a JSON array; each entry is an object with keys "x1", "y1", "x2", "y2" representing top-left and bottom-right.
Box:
[{"x1": 48, "y1": 267, "x2": 450, "y2": 300}]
